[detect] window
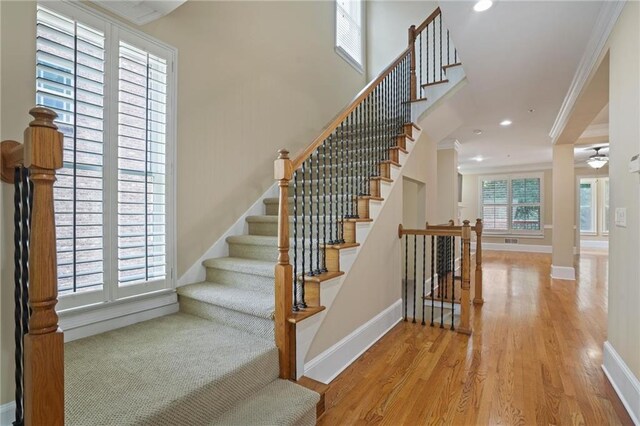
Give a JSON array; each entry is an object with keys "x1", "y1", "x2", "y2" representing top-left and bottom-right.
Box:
[
  {"x1": 579, "y1": 177, "x2": 609, "y2": 236},
  {"x1": 603, "y1": 179, "x2": 610, "y2": 234},
  {"x1": 579, "y1": 180, "x2": 597, "y2": 234},
  {"x1": 480, "y1": 174, "x2": 543, "y2": 234},
  {"x1": 336, "y1": 0, "x2": 363, "y2": 72},
  {"x1": 36, "y1": 3, "x2": 176, "y2": 310}
]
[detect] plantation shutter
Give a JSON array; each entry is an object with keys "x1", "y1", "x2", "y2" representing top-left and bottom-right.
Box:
[
  {"x1": 37, "y1": 6, "x2": 106, "y2": 295},
  {"x1": 117, "y1": 41, "x2": 169, "y2": 286},
  {"x1": 336, "y1": 0, "x2": 362, "y2": 66},
  {"x1": 481, "y1": 179, "x2": 508, "y2": 231}
]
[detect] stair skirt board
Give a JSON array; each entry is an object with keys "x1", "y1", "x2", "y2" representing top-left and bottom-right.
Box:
[{"x1": 301, "y1": 299, "x2": 403, "y2": 384}]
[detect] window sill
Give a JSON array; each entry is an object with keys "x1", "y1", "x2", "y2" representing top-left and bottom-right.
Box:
[
  {"x1": 335, "y1": 46, "x2": 364, "y2": 75},
  {"x1": 483, "y1": 233, "x2": 545, "y2": 239},
  {"x1": 59, "y1": 289, "x2": 178, "y2": 342}
]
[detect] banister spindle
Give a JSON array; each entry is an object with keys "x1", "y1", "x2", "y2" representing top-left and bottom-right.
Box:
[
  {"x1": 321, "y1": 141, "x2": 327, "y2": 272},
  {"x1": 404, "y1": 233, "x2": 408, "y2": 321},
  {"x1": 293, "y1": 169, "x2": 299, "y2": 311},
  {"x1": 339, "y1": 123, "x2": 345, "y2": 243},
  {"x1": 300, "y1": 159, "x2": 308, "y2": 304},
  {"x1": 439, "y1": 14, "x2": 443, "y2": 81},
  {"x1": 315, "y1": 152, "x2": 321, "y2": 274},
  {"x1": 13, "y1": 167, "x2": 25, "y2": 426},
  {"x1": 474, "y1": 218, "x2": 484, "y2": 305},
  {"x1": 418, "y1": 30, "x2": 422, "y2": 94},
  {"x1": 439, "y1": 236, "x2": 444, "y2": 328},
  {"x1": 413, "y1": 234, "x2": 417, "y2": 324},
  {"x1": 409, "y1": 24, "x2": 416, "y2": 101},
  {"x1": 432, "y1": 20, "x2": 436, "y2": 84},
  {"x1": 459, "y1": 220, "x2": 472, "y2": 334},
  {"x1": 422, "y1": 235, "x2": 426, "y2": 326},
  {"x1": 430, "y1": 235, "x2": 435, "y2": 326},
  {"x1": 451, "y1": 236, "x2": 455, "y2": 330}
]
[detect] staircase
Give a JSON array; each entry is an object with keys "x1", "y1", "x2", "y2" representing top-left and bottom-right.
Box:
[{"x1": 4, "y1": 6, "x2": 466, "y2": 426}]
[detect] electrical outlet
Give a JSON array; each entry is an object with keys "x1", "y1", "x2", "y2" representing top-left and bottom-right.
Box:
[{"x1": 615, "y1": 207, "x2": 627, "y2": 227}]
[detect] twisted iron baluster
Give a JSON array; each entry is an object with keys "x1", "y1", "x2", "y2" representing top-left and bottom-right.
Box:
[
  {"x1": 451, "y1": 236, "x2": 456, "y2": 330},
  {"x1": 322, "y1": 140, "x2": 327, "y2": 272},
  {"x1": 300, "y1": 161, "x2": 307, "y2": 308},
  {"x1": 430, "y1": 235, "x2": 435, "y2": 327},
  {"x1": 13, "y1": 167, "x2": 24, "y2": 426},
  {"x1": 422, "y1": 235, "x2": 426, "y2": 326},
  {"x1": 413, "y1": 234, "x2": 417, "y2": 324},
  {"x1": 404, "y1": 233, "x2": 408, "y2": 321},
  {"x1": 293, "y1": 170, "x2": 299, "y2": 311}
]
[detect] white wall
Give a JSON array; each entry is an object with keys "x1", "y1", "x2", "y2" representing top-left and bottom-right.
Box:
[
  {"x1": 606, "y1": 1, "x2": 640, "y2": 382},
  {"x1": 366, "y1": 0, "x2": 439, "y2": 79}
]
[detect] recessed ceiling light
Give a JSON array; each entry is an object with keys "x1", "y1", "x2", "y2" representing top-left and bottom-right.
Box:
[
  {"x1": 473, "y1": 0, "x2": 493, "y2": 12},
  {"x1": 473, "y1": 129, "x2": 483, "y2": 135},
  {"x1": 500, "y1": 119, "x2": 512, "y2": 126},
  {"x1": 474, "y1": 156, "x2": 483, "y2": 162}
]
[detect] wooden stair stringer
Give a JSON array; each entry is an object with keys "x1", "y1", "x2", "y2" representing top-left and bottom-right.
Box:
[{"x1": 292, "y1": 128, "x2": 421, "y2": 381}]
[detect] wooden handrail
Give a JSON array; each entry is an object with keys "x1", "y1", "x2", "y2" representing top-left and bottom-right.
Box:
[
  {"x1": 291, "y1": 47, "x2": 411, "y2": 170},
  {"x1": 415, "y1": 7, "x2": 442, "y2": 35},
  {"x1": 2, "y1": 107, "x2": 65, "y2": 425}
]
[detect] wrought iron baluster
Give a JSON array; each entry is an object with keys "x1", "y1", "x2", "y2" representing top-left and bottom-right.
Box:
[
  {"x1": 440, "y1": 236, "x2": 445, "y2": 328},
  {"x1": 426, "y1": 24, "x2": 430, "y2": 85},
  {"x1": 315, "y1": 150, "x2": 321, "y2": 274},
  {"x1": 422, "y1": 235, "x2": 426, "y2": 326},
  {"x1": 322, "y1": 140, "x2": 327, "y2": 272},
  {"x1": 413, "y1": 234, "x2": 417, "y2": 324},
  {"x1": 293, "y1": 170, "x2": 299, "y2": 311},
  {"x1": 430, "y1": 235, "x2": 435, "y2": 327},
  {"x1": 308, "y1": 157, "x2": 315, "y2": 276},
  {"x1": 432, "y1": 21, "x2": 436, "y2": 84},
  {"x1": 339, "y1": 122, "x2": 345, "y2": 243},
  {"x1": 447, "y1": 29, "x2": 450, "y2": 66},
  {"x1": 404, "y1": 233, "x2": 408, "y2": 321},
  {"x1": 419, "y1": 31, "x2": 422, "y2": 91},
  {"x1": 300, "y1": 161, "x2": 307, "y2": 308},
  {"x1": 13, "y1": 167, "x2": 24, "y2": 426},
  {"x1": 451, "y1": 235, "x2": 456, "y2": 330},
  {"x1": 439, "y1": 14, "x2": 443, "y2": 81}
]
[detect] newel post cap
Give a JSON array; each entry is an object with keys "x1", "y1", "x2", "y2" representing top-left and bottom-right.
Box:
[
  {"x1": 23, "y1": 107, "x2": 63, "y2": 170},
  {"x1": 274, "y1": 148, "x2": 293, "y2": 181}
]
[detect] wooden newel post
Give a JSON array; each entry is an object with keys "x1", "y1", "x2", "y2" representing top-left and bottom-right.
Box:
[
  {"x1": 458, "y1": 220, "x2": 472, "y2": 335},
  {"x1": 473, "y1": 218, "x2": 484, "y2": 305},
  {"x1": 274, "y1": 149, "x2": 295, "y2": 379},
  {"x1": 23, "y1": 107, "x2": 65, "y2": 425},
  {"x1": 408, "y1": 24, "x2": 417, "y2": 101}
]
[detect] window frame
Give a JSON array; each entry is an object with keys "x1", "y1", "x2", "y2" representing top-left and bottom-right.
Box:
[
  {"x1": 579, "y1": 178, "x2": 598, "y2": 236},
  {"x1": 335, "y1": 0, "x2": 365, "y2": 74},
  {"x1": 38, "y1": 1, "x2": 178, "y2": 312},
  {"x1": 478, "y1": 172, "x2": 544, "y2": 236}
]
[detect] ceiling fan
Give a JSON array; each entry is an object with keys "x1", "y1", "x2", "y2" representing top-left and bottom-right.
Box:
[{"x1": 587, "y1": 147, "x2": 609, "y2": 169}]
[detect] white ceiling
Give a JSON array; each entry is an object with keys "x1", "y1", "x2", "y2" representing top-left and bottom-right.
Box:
[{"x1": 437, "y1": 1, "x2": 604, "y2": 172}]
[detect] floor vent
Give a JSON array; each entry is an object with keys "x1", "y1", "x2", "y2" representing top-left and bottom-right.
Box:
[{"x1": 504, "y1": 238, "x2": 519, "y2": 244}]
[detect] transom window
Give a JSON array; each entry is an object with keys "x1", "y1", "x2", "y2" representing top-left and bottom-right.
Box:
[
  {"x1": 480, "y1": 174, "x2": 543, "y2": 234},
  {"x1": 335, "y1": 0, "x2": 363, "y2": 72},
  {"x1": 36, "y1": 2, "x2": 176, "y2": 310}
]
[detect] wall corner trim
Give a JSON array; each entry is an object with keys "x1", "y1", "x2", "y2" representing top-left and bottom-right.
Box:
[
  {"x1": 303, "y1": 299, "x2": 403, "y2": 384},
  {"x1": 602, "y1": 341, "x2": 640, "y2": 425},
  {"x1": 0, "y1": 401, "x2": 16, "y2": 426},
  {"x1": 550, "y1": 265, "x2": 576, "y2": 280},
  {"x1": 549, "y1": 1, "x2": 626, "y2": 143}
]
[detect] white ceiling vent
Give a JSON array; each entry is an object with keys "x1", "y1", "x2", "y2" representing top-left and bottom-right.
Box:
[{"x1": 92, "y1": 1, "x2": 187, "y2": 25}]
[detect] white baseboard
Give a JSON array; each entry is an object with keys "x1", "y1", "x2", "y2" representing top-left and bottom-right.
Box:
[
  {"x1": 472, "y1": 241, "x2": 552, "y2": 253},
  {"x1": 550, "y1": 265, "x2": 576, "y2": 280},
  {"x1": 304, "y1": 299, "x2": 402, "y2": 384},
  {"x1": 177, "y1": 183, "x2": 278, "y2": 286},
  {"x1": 581, "y1": 239, "x2": 609, "y2": 250},
  {"x1": 0, "y1": 401, "x2": 15, "y2": 426},
  {"x1": 60, "y1": 291, "x2": 179, "y2": 342},
  {"x1": 602, "y1": 341, "x2": 640, "y2": 425}
]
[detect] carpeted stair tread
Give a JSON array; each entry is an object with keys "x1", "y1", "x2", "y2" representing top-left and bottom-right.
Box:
[
  {"x1": 65, "y1": 313, "x2": 279, "y2": 425},
  {"x1": 203, "y1": 256, "x2": 275, "y2": 277},
  {"x1": 211, "y1": 379, "x2": 319, "y2": 426},
  {"x1": 178, "y1": 282, "x2": 275, "y2": 320},
  {"x1": 246, "y1": 214, "x2": 343, "y2": 224},
  {"x1": 227, "y1": 235, "x2": 319, "y2": 247}
]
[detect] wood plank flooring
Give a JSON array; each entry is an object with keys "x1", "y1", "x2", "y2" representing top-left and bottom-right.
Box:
[{"x1": 318, "y1": 251, "x2": 633, "y2": 425}]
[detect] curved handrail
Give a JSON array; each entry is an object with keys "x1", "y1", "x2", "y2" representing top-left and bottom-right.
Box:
[{"x1": 291, "y1": 47, "x2": 411, "y2": 170}]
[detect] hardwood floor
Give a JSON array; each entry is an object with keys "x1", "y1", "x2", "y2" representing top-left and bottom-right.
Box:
[{"x1": 318, "y1": 251, "x2": 633, "y2": 425}]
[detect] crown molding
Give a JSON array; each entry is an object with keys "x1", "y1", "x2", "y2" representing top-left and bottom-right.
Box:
[
  {"x1": 459, "y1": 161, "x2": 552, "y2": 175},
  {"x1": 549, "y1": 1, "x2": 625, "y2": 144}
]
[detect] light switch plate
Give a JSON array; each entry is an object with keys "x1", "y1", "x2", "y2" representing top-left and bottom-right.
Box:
[{"x1": 615, "y1": 207, "x2": 627, "y2": 227}]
